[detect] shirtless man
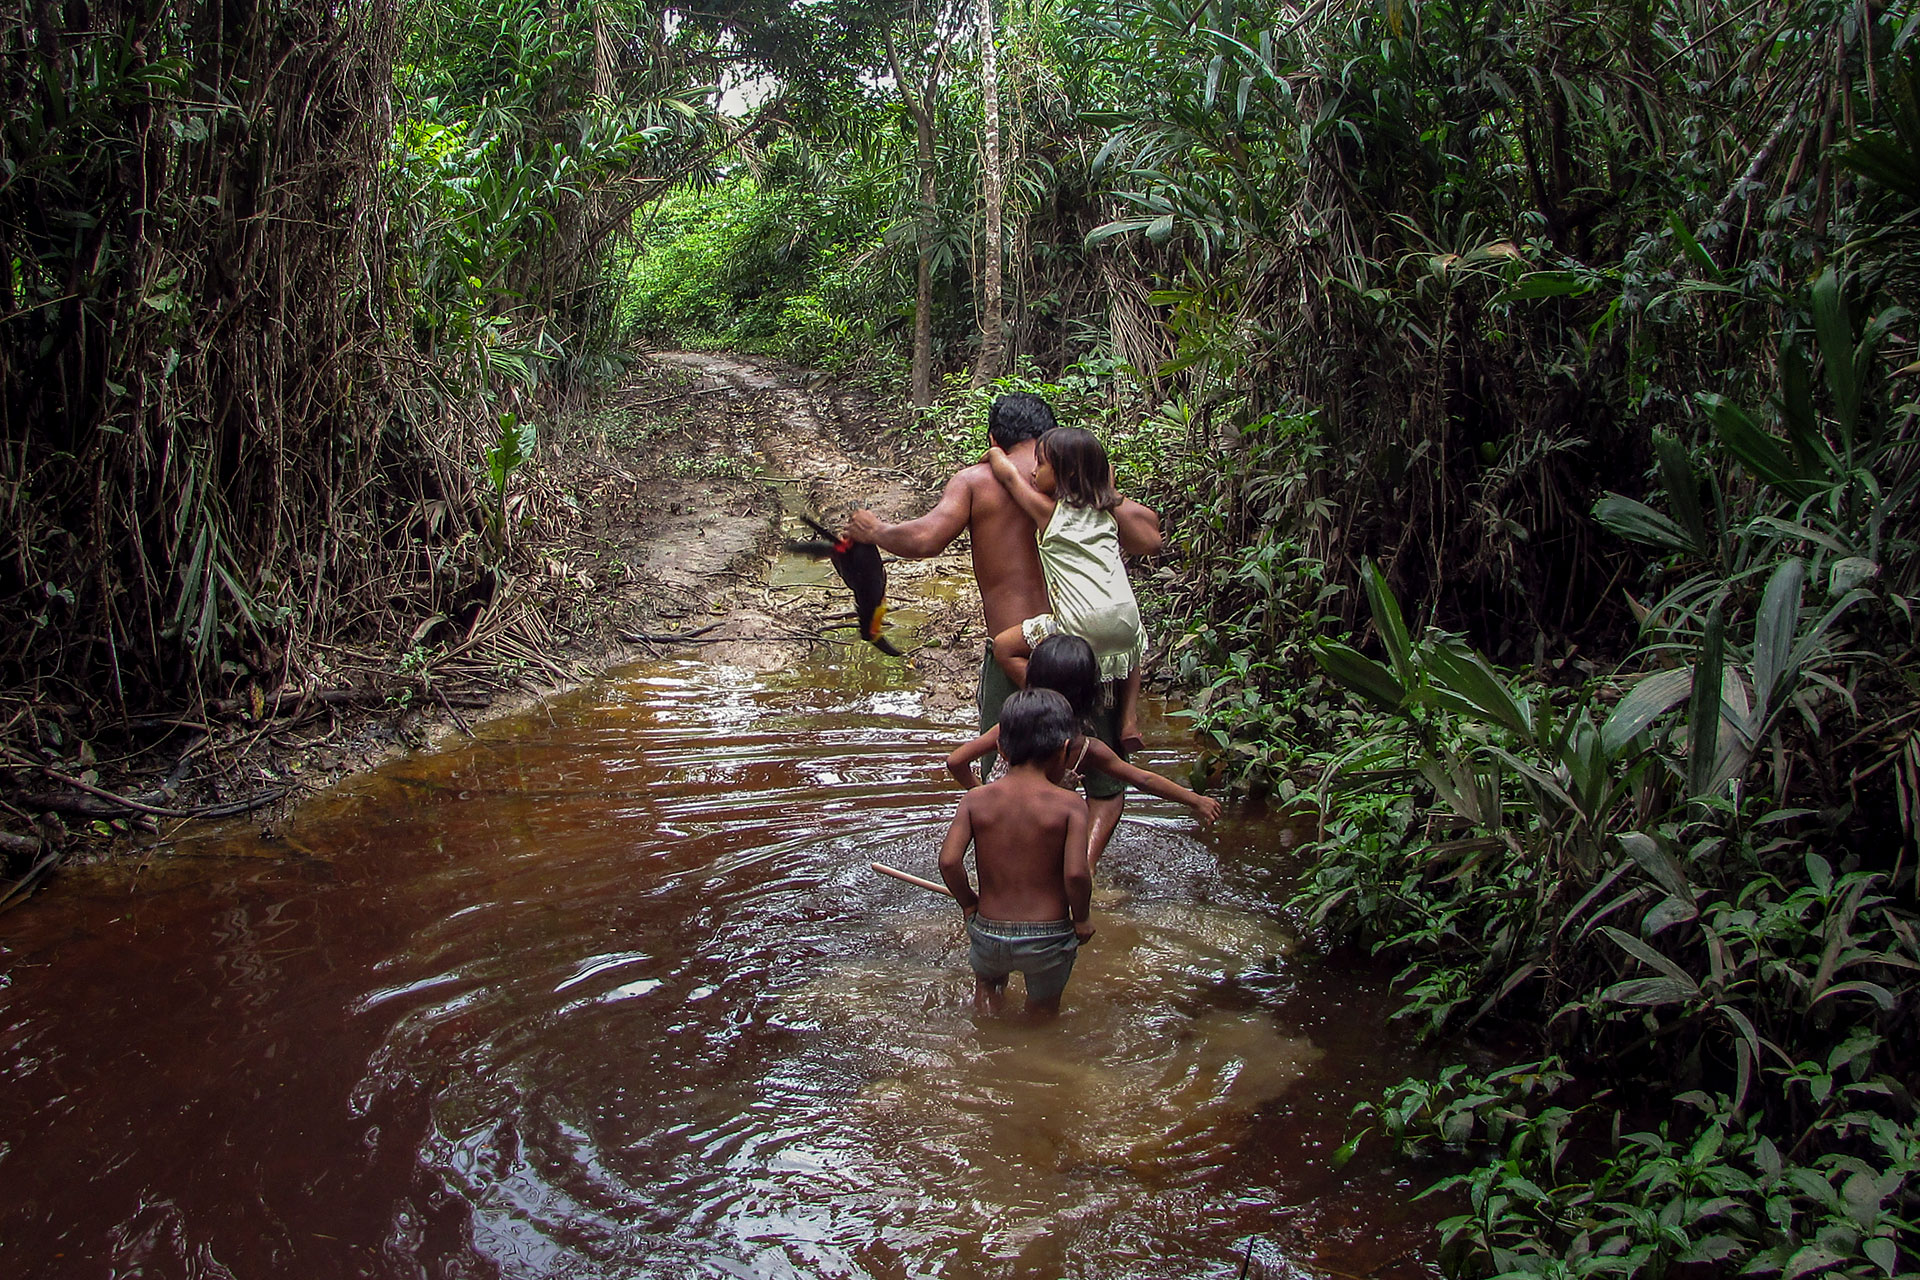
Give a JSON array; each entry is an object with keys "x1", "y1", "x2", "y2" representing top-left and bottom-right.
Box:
[
  {"x1": 847, "y1": 392, "x2": 1163, "y2": 865},
  {"x1": 937, "y1": 689, "x2": 1092, "y2": 1016}
]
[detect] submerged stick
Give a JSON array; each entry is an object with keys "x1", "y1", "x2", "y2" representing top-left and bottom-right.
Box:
[{"x1": 870, "y1": 861, "x2": 952, "y2": 897}]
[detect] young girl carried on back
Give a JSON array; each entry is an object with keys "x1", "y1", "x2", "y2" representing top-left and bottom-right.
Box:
[
  {"x1": 987, "y1": 426, "x2": 1148, "y2": 753},
  {"x1": 949, "y1": 634, "x2": 1221, "y2": 871}
]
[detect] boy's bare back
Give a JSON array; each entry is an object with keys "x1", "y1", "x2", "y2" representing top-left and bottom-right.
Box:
[{"x1": 945, "y1": 769, "x2": 1091, "y2": 925}]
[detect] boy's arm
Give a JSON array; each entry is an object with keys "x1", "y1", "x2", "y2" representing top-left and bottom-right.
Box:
[
  {"x1": 986, "y1": 447, "x2": 1057, "y2": 527},
  {"x1": 937, "y1": 798, "x2": 979, "y2": 917},
  {"x1": 1063, "y1": 801, "x2": 1094, "y2": 940},
  {"x1": 945, "y1": 726, "x2": 1001, "y2": 790},
  {"x1": 847, "y1": 472, "x2": 973, "y2": 558},
  {"x1": 1083, "y1": 740, "x2": 1223, "y2": 824}
]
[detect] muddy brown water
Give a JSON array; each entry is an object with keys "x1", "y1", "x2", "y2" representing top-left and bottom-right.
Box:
[{"x1": 1, "y1": 638, "x2": 1443, "y2": 1278}]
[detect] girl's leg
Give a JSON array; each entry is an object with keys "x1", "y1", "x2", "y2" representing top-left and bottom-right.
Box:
[
  {"x1": 1087, "y1": 794, "x2": 1124, "y2": 873},
  {"x1": 1117, "y1": 667, "x2": 1144, "y2": 755},
  {"x1": 992, "y1": 623, "x2": 1032, "y2": 688}
]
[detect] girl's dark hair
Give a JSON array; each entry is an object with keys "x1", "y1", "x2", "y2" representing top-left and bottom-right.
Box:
[
  {"x1": 1039, "y1": 427, "x2": 1120, "y2": 511},
  {"x1": 998, "y1": 688, "x2": 1075, "y2": 765},
  {"x1": 1027, "y1": 634, "x2": 1099, "y2": 720}
]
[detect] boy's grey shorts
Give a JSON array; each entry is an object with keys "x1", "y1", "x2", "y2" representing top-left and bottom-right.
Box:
[{"x1": 967, "y1": 916, "x2": 1079, "y2": 1004}]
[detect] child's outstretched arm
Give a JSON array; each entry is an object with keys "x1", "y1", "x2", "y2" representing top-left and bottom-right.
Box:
[
  {"x1": 945, "y1": 726, "x2": 1001, "y2": 789},
  {"x1": 937, "y1": 798, "x2": 980, "y2": 917},
  {"x1": 986, "y1": 447, "x2": 1057, "y2": 527},
  {"x1": 1082, "y1": 740, "x2": 1223, "y2": 824}
]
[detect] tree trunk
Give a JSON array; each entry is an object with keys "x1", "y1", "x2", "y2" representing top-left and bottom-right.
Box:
[
  {"x1": 886, "y1": 24, "x2": 941, "y2": 409},
  {"x1": 969, "y1": 0, "x2": 1004, "y2": 388}
]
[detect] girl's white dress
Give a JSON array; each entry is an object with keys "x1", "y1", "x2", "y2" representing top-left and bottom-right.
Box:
[{"x1": 1019, "y1": 502, "x2": 1146, "y2": 682}]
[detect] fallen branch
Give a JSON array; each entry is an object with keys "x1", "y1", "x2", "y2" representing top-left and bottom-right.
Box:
[
  {"x1": 203, "y1": 686, "x2": 378, "y2": 719},
  {"x1": 436, "y1": 684, "x2": 475, "y2": 738},
  {"x1": 23, "y1": 764, "x2": 195, "y2": 817},
  {"x1": 618, "y1": 623, "x2": 723, "y2": 643},
  {"x1": 0, "y1": 846, "x2": 61, "y2": 912}
]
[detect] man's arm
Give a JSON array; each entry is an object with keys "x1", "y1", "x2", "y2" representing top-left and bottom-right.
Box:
[
  {"x1": 847, "y1": 472, "x2": 974, "y2": 558},
  {"x1": 1114, "y1": 498, "x2": 1163, "y2": 557},
  {"x1": 937, "y1": 799, "x2": 979, "y2": 916},
  {"x1": 1063, "y1": 801, "x2": 1094, "y2": 939}
]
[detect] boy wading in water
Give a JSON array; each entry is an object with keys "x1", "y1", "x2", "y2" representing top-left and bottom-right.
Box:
[{"x1": 938, "y1": 689, "x2": 1094, "y2": 1018}]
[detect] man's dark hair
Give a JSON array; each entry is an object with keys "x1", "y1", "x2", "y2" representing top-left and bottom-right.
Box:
[
  {"x1": 988, "y1": 392, "x2": 1056, "y2": 449},
  {"x1": 998, "y1": 688, "x2": 1074, "y2": 766}
]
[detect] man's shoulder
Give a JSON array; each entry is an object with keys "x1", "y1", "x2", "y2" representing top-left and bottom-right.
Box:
[{"x1": 950, "y1": 459, "x2": 996, "y2": 489}]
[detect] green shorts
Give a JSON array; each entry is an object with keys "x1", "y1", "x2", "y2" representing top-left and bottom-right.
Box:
[{"x1": 977, "y1": 644, "x2": 1127, "y2": 801}]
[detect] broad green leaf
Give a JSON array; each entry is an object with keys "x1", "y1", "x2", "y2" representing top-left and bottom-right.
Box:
[
  {"x1": 1812, "y1": 268, "x2": 1860, "y2": 444},
  {"x1": 1653, "y1": 431, "x2": 1709, "y2": 554},
  {"x1": 1426, "y1": 644, "x2": 1532, "y2": 736},
  {"x1": 1752, "y1": 558, "x2": 1806, "y2": 726},
  {"x1": 1688, "y1": 607, "x2": 1726, "y2": 800},
  {"x1": 1814, "y1": 980, "x2": 1895, "y2": 1009},
  {"x1": 1083, "y1": 217, "x2": 1155, "y2": 247},
  {"x1": 1776, "y1": 340, "x2": 1839, "y2": 474},
  {"x1": 1678, "y1": 1235, "x2": 1740, "y2": 1264},
  {"x1": 1312, "y1": 640, "x2": 1405, "y2": 711},
  {"x1": 1829, "y1": 557, "x2": 1877, "y2": 595},
  {"x1": 1601, "y1": 976, "x2": 1697, "y2": 1006},
  {"x1": 1361, "y1": 559, "x2": 1413, "y2": 689},
  {"x1": 1330, "y1": 1127, "x2": 1369, "y2": 1168},
  {"x1": 1784, "y1": 1244, "x2": 1845, "y2": 1279},
  {"x1": 1619, "y1": 832, "x2": 1693, "y2": 905},
  {"x1": 1601, "y1": 925, "x2": 1700, "y2": 990},
  {"x1": 1602, "y1": 669, "x2": 1692, "y2": 755},
  {"x1": 1843, "y1": 1170, "x2": 1888, "y2": 1225},
  {"x1": 1700, "y1": 394, "x2": 1820, "y2": 499},
  {"x1": 1495, "y1": 270, "x2": 1593, "y2": 301},
  {"x1": 1667, "y1": 211, "x2": 1721, "y2": 279},
  {"x1": 1593, "y1": 494, "x2": 1699, "y2": 552},
  {"x1": 1643, "y1": 894, "x2": 1698, "y2": 934}
]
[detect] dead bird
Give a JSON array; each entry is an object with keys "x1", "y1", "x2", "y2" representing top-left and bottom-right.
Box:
[{"x1": 789, "y1": 513, "x2": 903, "y2": 656}]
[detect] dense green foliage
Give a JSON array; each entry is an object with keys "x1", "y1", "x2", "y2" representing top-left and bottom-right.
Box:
[{"x1": 0, "y1": 0, "x2": 889, "y2": 705}]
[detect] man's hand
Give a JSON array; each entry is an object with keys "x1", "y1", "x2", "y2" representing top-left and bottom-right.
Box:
[
  {"x1": 1193, "y1": 795, "x2": 1223, "y2": 825},
  {"x1": 846, "y1": 509, "x2": 886, "y2": 544},
  {"x1": 1073, "y1": 920, "x2": 1096, "y2": 943}
]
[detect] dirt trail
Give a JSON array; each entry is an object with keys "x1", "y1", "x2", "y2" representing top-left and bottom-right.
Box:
[{"x1": 620, "y1": 351, "x2": 987, "y2": 712}]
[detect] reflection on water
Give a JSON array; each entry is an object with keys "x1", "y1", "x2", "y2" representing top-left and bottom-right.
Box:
[{"x1": 0, "y1": 657, "x2": 1439, "y2": 1279}]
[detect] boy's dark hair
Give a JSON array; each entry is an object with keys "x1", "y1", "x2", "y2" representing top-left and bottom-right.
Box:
[
  {"x1": 1039, "y1": 427, "x2": 1120, "y2": 511},
  {"x1": 998, "y1": 688, "x2": 1075, "y2": 766},
  {"x1": 988, "y1": 392, "x2": 1056, "y2": 449},
  {"x1": 1028, "y1": 634, "x2": 1099, "y2": 720}
]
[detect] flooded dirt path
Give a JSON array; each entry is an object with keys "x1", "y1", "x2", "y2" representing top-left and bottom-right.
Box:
[{"x1": 1, "y1": 359, "x2": 1443, "y2": 1278}]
